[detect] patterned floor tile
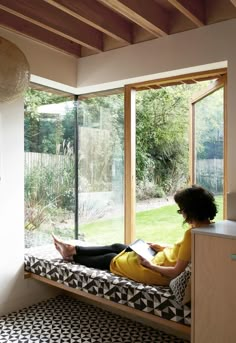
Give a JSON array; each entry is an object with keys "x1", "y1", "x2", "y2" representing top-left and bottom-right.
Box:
[{"x1": 0, "y1": 295, "x2": 189, "y2": 343}]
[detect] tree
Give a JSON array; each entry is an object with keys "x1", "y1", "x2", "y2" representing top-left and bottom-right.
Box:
[
  {"x1": 24, "y1": 88, "x2": 71, "y2": 154},
  {"x1": 195, "y1": 88, "x2": 224, "y2": 160},
  {"x1": 77, "y1": 93, "x2": 124, "y2": 192},
  {"x1": 136, "y1": 85, "x2": 193, "y2": 194}
]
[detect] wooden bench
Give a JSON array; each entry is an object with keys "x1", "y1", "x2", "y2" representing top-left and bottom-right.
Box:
[{"x1": 24, "y1": 245, "x2": 191, "y2": 341}]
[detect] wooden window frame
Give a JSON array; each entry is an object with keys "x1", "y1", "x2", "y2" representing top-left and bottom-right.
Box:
[
  {"x1": 189, "y1": 75, "x2": 227, "y2": 218},
  {"x1": 30, "y1": 68, "x2": 228, "y2": 244},
  {"x1": 124, "y1": 68, "x2": 227, "y2": 243}
]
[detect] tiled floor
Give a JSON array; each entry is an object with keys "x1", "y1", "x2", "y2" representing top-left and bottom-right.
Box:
[{"x1": 0, "y1": 295, "x2": 189, "y2": 343}]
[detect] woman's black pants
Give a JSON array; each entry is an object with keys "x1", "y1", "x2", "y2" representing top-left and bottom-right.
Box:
[{"x1": 73, "y1": 243, "x2": 128, "y2": 270}]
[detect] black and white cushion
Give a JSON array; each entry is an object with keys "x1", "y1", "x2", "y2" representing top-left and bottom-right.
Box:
[
  {"x1": 25, "y1": 245, "x2": 191, "y2": 326},
  {"x1": 169, "y1": 263, "x2": 191, "y2": 305}
]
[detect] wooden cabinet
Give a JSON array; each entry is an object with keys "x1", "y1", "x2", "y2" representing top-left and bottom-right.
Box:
[{"x1": 192, "y1": 221, "x2": 236, "y2": 343}]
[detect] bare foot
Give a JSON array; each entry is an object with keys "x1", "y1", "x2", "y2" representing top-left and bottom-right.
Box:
[{"x1": 52, "y1": 233, "x2": 76, "y2": 261}]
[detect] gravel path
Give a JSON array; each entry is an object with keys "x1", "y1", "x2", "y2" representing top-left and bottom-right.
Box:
[
  {"x1": 101, "y1": 196, "x2": 175, "y2": 220},
  {"x1": 136, "y1": 196, "x2": 174, "y2": 212}
]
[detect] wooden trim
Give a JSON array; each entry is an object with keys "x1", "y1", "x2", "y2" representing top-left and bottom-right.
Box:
[
  {"x1": 124, "y1": 85, "x2": 136, "y2": 244},
  {"x1": 0, "y1": 10, "x2": 81, "y2": 57},
  {"x1": 190, "y1": 75, "x2": 226, "y2": 104},
  {"x1": 168, "y1": 0, "x2": 205, "y2": 27},
  {"x1": 223, "y1": 77, "x2": 228, "y2": 219},
  {"x1": 44, "y1": 0, "x2": 132, "y2": 43},
  {"x1": 124, "y1": 69, "x2": 227, "y2": 243},
  {"x1": 189, "y1": 102, "x2": 195, "y2": 185},
  {"x1": 190, "y1": 75, "x2": 225, "y2": 186},
  {"x1": 230, "y1": 0, "x2": 236, "y2": 8},
  {"x1": 189, "y1": 75, "x2": 227, "y2": 214},
  {"x1": 0, "y1": 0, "x2": 103, "y2": 52},
  {"x1": 99, "y1": 0, "x2": 169, "y2": 37},
  {"x1": 24, "y1": 271, "x2": 31, "y2": 279},
  {"x1": 128, "y1": 68, "x2": 227, "y2": 91},
  {"x1": 27, "y1": 273, "x2": 191, "y2": 340}
]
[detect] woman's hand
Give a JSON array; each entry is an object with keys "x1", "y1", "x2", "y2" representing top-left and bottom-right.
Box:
[
  {"x1": 138, "y1": 256, "x2": 155, "y2": 270},
  {"x1": 148, "y1": 242, "x2": 173, "y2": 252},
  {"x1": 149, "y1": 243, "x2": 164, "y2": 252}
]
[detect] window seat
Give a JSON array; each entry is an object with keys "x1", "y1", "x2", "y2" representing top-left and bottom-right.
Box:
[{"x1": 24, "y1": 244, "x2": 191, "y2": 340}]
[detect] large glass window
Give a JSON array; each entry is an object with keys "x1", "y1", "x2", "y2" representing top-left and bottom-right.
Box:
[
  {"x1": 77, "y1": 92, "x2": 124, "y2": 245},
  {"x1": 24, "y1": 88, "x2": 124, "y2": 247},
  {"x1": 192, "y1": 84, "x2": 224, "y2": 221},
  {"x1": 134, "y1": 79, "x2": 225, "y2": 244},
  {"x1": 24, "y1": 73, "x2": 225, "y2": 248},
  {"x1": 194, "y1": 89, "x2": 224, "y2": 193},
  {"x1": 24, "y1": 88, "x2": 75, "y2": 247},
  {"x1": 135, "y1": 85, "x2": 191, "y2": 244}
]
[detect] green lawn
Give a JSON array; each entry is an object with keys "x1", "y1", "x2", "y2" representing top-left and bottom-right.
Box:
[{"x1": 80, "y1": 195, "x2": 223, "y2": 245}]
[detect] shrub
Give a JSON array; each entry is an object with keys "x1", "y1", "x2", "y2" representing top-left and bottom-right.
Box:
[{"x1": 136, "y1": 180, "x2": 165, "y2": 200}]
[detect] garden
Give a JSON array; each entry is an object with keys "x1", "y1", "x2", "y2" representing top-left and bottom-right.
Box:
[{"x1": 24, "y1": 82, "x2": 224, "y2": 247}]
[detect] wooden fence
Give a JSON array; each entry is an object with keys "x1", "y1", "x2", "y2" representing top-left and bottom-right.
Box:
[
  {"x1": 196, "y1": 159, "x2": 223, "y2": 193},
  {"x1": 24, "y1": 152, "x2": 69, "y2": 174}
]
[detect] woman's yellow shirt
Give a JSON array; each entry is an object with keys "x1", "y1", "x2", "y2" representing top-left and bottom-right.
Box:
[{"x1": 110, "y1": 228, "x2": 191, "y2": 285}]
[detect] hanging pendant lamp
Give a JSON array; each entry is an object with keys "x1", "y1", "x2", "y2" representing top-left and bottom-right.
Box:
[{"x1": 0, "y1": 36, "x2": 30, "y2": 103}]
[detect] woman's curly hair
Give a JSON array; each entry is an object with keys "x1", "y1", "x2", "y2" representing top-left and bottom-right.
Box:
[{"x1": 174, "y1": 185, "x2": 218, "y2": 224}]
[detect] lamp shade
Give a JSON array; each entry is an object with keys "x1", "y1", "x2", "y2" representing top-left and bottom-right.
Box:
[{"x1": 0, "y1": 37, "x2": 30, "y2": 103}]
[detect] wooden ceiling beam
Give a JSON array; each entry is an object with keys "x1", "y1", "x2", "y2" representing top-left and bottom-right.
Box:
[
  {"x1": 44, "y1": 0, "x2": 132, "y2": 43},
  {"x1": 0, "y1": 10, "x2": 81, "y2": 57},
  {"x1": 98, "y1": 0, "x2": 169, "y2": 37},
  {"x1": 0, "y1": 0, "x2": 103, "y2": 51},
  {"x1": 168, "y1": 0, "x2": 205, "y2": 27},
  {"x1": 231, "y1": 0, "x2": 236, "y2": 8}
]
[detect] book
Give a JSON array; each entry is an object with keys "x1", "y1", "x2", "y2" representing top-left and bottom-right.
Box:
[{"x1": 128, "y1": 239, "x2": 157, "y2": 260}]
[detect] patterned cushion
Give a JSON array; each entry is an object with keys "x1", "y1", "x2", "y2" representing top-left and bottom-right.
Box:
[
  {"x1": 169, "y1": 263, "x2": 191, "y2": 305},
  {"x1": 24, "y1": 245, "x2": 191, "y2": 325}
]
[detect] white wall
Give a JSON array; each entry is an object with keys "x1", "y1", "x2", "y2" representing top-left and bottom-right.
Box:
[
  {"x1": 0, "y1": 99, "x2": 58, "y2": 316},
  {"x1": 77, "y1": 19, "x2": 236, "y2": 193},
  {"x1": 0, "y1": 27, "x2": 75, "y2": 315}
]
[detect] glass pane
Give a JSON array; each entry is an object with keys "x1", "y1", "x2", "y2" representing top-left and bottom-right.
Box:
[
  {"x1": 135, "y1": 85, "x2": 192, "y2": 244},
  {"x1": 77, "y1": 92, "x2": 124, "y2": 244},
  {"x1": 24, "y1": 88, "x2": 75, "y2": 247},
  {"x1": 194, "y1": 88, "x2": 224, "y2": 220}
]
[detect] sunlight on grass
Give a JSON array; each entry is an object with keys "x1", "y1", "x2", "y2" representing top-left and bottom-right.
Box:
[
  {"x1": 215, "y1": 195, "x2": 223, "y2": 221},
  {"x1": 136, "y1": 204, "x2": 186, "y2": 244},
  {"x1": 80, "y1": 217, "x2": 124, "y2": 244},
  {"x1": 80, "y1": 195, "x2": 223, "y2": 245}
]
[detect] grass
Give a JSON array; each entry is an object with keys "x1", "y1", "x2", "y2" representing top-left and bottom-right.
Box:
[{"x1": 80, "y1": 195, "x2": 223, "y2": 245}]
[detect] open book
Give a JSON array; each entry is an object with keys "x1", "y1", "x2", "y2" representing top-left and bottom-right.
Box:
[{"x1": 128, "y1": 239, "x2": 157, "y2": 260}]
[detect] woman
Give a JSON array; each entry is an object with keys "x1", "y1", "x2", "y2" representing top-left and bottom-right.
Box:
[{"x1": 53, "y1": 185, "x2": 217, "y2": 285}]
